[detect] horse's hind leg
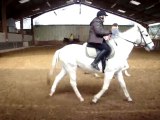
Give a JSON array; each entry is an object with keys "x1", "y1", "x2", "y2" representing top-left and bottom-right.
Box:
[
  {"x1": 49, "y1": 67, "x2": 67, "y2": 96},
  {"x1": 116, "y1": 71, "x2": 132, "y2": 102},
  {"x1": 92, "y1": 72, "x2": 114, "y2": 103},
  {"x1": 68, "y1": 67, "x2": 84, "y2": 102},
  {"x1": 124, "y1": 70, "x2": 131, "y2": 77}
]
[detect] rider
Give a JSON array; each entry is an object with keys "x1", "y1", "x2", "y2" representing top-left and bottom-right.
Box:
[{"x1": 87, "y1": 10, "x2": 112, "y2": 71}]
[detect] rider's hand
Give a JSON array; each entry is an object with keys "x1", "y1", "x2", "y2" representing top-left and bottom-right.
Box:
[{"x1": 103, "y1": 35, "x2": 111, "y2": 40}]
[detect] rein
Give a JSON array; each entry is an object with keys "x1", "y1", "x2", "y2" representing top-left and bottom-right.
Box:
[{"x1": 118, "y1": 36, "x2": 138, "y2": 45}]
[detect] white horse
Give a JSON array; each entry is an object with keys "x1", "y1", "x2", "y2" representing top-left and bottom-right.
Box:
[{"x1": 48, "y1": 24, "x2": 154, "y2": 103}]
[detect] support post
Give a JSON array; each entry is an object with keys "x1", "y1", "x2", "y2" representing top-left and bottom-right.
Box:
[
  {"x1": 31, "y1": 17, "x2": 35, "y2": 45},
  {"x1": 20, "y1": 18, "x2": 24, "y2": 41},
  {"x1": 1, "y1": 0, "x2": 8, "y2": 41}
]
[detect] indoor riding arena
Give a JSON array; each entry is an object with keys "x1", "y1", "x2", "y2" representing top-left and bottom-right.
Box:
[
  {"x1": 1, "y1": 0, "x2": 160, "y2": 120},
  {"x1": 0, "y1": 41, "x2": 160, "y2": 120}
]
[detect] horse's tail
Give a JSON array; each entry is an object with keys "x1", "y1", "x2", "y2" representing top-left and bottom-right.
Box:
[
  {"x1": 47, "y1": 49, "x2": 60, "y2": 85},
  {"x1": 51, "y1": 49, "x2": 60, "y2": 73}
]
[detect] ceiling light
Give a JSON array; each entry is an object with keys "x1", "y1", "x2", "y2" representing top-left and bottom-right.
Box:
[
  {"x1": 111, "y1": 3, "x2": 117, "y2": 8},
  {"x1": 66, "y1": 0, "x2": 74, "y2": 4},
  {"x1": 130, "y1": 0, "x2": 141, "y2": 6},
  {"x1": 129, "y1": 13, "x2": 135, "y2": 16},
  {"x1": 117, "y1": 9, "x2": 126, "y2": 13},
  {"x1": 85, "y1": 0, "x2": 92, "y2": 4},
  {"x1": 19, "y1": 0, "x2": 30, "y2": 4},
  {"x1": 32, "y1": 8, "x2": 40, "y2": 12},
  {"x1": 46, "y1": 1, "x2": 51, "y2": 7},
  {"x1": 145, "y1": 4, "x2": 155, "y2": 10}
]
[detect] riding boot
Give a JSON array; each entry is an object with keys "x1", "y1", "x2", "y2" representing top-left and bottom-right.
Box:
[
  {"x1": 101, "y1": 57, "x2": 106, "y2": 73},
  {"x1": 91, "y1": 50, "x2": 107, "y2": 71}
]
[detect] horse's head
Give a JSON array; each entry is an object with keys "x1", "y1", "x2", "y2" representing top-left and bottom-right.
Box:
[{"x1": 134, "y1": 24, "x2": 155, "y2": 51}]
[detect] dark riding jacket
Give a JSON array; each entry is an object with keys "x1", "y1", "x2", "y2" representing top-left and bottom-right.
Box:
[{"x1": 87, "y1": 17, "x2": 111, "y2": 44}]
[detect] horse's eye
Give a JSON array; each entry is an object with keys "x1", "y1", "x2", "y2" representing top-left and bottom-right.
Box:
[{"x1": 146, "y1": 35, "x2": 148, "y2": 37}]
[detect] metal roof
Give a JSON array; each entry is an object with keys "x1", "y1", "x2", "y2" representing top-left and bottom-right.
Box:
[{"x1": 1, "y1": 0, "x2": 160, "y2": 26}]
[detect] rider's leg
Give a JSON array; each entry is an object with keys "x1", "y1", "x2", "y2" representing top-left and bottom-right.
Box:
[
  {"x1": 101, "y1": 42, "x2": 111, "y2": 72},
  {"x1": 101, "y1": 56, "x2": 106, "y2": 73},
  {"x1": 91, "y1": 50, "x2": 107, "y2": 71},
  {"x1": 91, "y1": 42, "x2": 111, "y2": 71}
]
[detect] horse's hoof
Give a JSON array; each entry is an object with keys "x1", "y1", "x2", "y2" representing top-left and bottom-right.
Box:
[
  {"x1": 80, "y1": 98, "x2": 84, "y2": 102},
  {"x1": 90, "y1": 101, "x2": 97, "y2": 105},
  {"x1": 126, "y1": 74, "x2": 131, "y2": 77},
  {"x1": 128, "y1": 98, "x2": 133, "y2": 102},
  {"x1": 92, "y1": 97, "x2": 98, "y2": 104},
  {"x1": 49, "y1": 92, "x2": 53, "y2": 96},
  {"x1": 128, "y1": 99, "x2": 134, "y2": 103},
  {"x1": 127, "y1": 100, "x2": 134, "y2": 104},
  {"x1": 123, "y1": 98, "x2": 134, "y2": 103},
  {"x1": 124, "y1": 71, "x2": 131, "y2": 77},
  {"x1": 94, "y1": 73, "x2": 100, "y2": 78}
]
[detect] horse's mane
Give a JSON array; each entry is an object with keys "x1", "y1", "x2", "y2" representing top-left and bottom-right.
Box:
[
  {"x1": 120, "y1": 25, "x2": 135, "y2": 36},
  {"x1": 120, "y1": 23, "x2": 147, "y2": 38}
]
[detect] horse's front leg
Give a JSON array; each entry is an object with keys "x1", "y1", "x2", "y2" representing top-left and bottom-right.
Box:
[
  {"x1": 116, "y1": 71, "x2": 132, "y2": 102},
  {"x1": 92, "y1": 72, "x2": 114, "y2": 103}
]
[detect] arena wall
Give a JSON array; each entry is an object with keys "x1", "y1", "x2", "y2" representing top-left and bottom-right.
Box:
[
  {"x1": 34, "y1": 25, "x2": 133, "y2": 42},
  {"x1": 0, "y1": 32, "x2": 32, "y2": 52}
]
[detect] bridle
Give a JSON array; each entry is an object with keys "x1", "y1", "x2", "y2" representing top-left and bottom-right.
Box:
[
  {"x1": 137, "y1": 26, "x2": 153, "y2": 48},
  {"x1": 118, "y1": 26, "x2": 153, "y2": 48}
]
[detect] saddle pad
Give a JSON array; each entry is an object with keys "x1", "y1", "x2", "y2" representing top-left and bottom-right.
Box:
[
  {"x1": 86, "y1": 47, "x2": 98, "y2": 58},
  {"x1": 84, "y1": 42, "x2": 115, "y2": 59}
]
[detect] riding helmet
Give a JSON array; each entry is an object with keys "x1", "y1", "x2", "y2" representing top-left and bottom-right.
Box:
[{"x1": 97, "y1": 10, "x2": 108, "y2": 17}]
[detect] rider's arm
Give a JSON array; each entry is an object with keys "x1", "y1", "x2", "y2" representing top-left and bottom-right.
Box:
[{"x1": 93, "y1": 21, "x2": 111, "y2": 37}]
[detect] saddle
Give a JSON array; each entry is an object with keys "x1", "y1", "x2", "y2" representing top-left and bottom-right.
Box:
[{"x1": 84, "y1": 41, "x2": 115, "y2": 59}]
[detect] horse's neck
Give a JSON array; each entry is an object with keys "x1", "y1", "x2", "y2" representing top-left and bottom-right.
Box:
[{"x1": 113, "y1": 28, "x2": 136, "y2": 59}]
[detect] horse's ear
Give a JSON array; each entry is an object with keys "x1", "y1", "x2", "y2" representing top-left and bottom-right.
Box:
[
  {"x1": 133, "y1": 23, "x2": 135, "y2": 26},
  {"x1": 131, "y1": 23, "x2": 137, "y2": 28},
  {"x1": 133, "y1": 23, "x2": 141, "y2": 29}
]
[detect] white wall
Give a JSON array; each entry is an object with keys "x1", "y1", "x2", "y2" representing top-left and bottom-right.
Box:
[
  {"x1": 8, "y1": 33, "x2": 22, "y2": 42},
  {"x1": 0, "y1": 33, "x2": 32, "y2": 42},
  {"x1": 0, "y1": 33, "x2": 5, "y2": 42}
]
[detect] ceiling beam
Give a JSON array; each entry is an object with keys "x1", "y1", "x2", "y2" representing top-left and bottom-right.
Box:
[
  {"x1": 11, "y1": 0, "x2": 74, "y2": 19},
  {"x1": 82, "y1": 2, "x2": 148, "y2": 26},
  {"x1": 3, "y1": 0, "x2": 160, "y2": 25}
]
